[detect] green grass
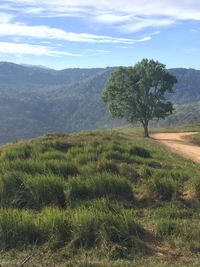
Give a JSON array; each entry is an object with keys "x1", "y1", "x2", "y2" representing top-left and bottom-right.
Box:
[
  {"x1": 66, "y1": 173, "x2": 133, "y2": 201},
  {"x1": 0, "y1": 126, "x2": 199, "y2": 266},
  {"x1": 185, "y1": 132, "x2": 200, "y2": 146}
]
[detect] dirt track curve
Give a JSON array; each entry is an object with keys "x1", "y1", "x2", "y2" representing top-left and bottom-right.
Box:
[{"x1": 151, "y1": 132, "x2": 200, "y2": 164}]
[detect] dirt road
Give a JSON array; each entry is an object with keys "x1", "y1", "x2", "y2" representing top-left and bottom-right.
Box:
[{"x1": 151, "y1": 132, "x2": 200, "y2": 164}]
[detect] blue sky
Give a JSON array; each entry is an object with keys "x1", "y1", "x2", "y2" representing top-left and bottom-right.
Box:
[{"x1": 0, "y1": 0, "x2": 200, "y2": 69}]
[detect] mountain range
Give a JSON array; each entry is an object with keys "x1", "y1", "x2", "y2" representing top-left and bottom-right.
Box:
[{"x1": 0, "y1": 62, "x2": 199, "y2": 143}]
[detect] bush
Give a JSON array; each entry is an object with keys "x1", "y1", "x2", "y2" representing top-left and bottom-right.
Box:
[
  {"x1": 129, "y1": 146, "x2": 151, "y2": 158},
  {"x1": 67, "y1": 173, "x2": 133, "y2": 201},
  {"x1": 144, "y1": 176, "x2": 178, "y2": 200}
]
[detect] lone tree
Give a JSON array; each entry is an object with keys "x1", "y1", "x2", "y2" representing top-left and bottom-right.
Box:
[{"x1": 102, "y1": 59, "x2": 177, "y2": 137}]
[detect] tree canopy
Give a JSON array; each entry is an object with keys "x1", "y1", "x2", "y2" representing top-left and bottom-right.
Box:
[{"x1": 102, "y1": 59, "x2": 177, "y2": 137}]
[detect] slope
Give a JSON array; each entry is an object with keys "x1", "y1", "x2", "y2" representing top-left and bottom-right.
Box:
[
  {"x1": 0, "y1": 128, "x2": 200, "y2": 266},
  {"x1": 0, "y1": 62, "x2": 199, "y2": 143}
]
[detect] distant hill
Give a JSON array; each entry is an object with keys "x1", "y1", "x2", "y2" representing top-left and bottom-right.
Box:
[{"x1": 0, "y1": 62, "x2": 199, "y2": 143}]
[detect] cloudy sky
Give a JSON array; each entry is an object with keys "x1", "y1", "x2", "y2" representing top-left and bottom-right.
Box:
[{"x1": 0, "y1": 0, "x2": 200, "y2": 69}]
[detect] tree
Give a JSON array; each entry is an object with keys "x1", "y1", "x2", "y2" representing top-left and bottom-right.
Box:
[{"x1": 102, "y1": 59, "x2": 177, "y2": 137}]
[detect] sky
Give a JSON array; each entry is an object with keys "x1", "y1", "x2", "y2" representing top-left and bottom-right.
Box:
[{"x1": 0, "y1": 0, "x2": 200, "y2": 69}]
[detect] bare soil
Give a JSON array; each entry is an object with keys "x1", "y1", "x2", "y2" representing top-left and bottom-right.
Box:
[{"x1": 151, "y1": 132, "x2": 200, "y2": 164}]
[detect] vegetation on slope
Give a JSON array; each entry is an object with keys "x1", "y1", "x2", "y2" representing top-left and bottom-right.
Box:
[
  {"x1": 0, "y1": 62, "x2": 200, "y2": 143},
  {"x1": 0, "y1": 128, "x2": 200, "y2": 266}
]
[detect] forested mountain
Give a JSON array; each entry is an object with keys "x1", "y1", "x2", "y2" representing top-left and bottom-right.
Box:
[{"x1": 0, "y1": 62, "x2": 199, "y2": 143}]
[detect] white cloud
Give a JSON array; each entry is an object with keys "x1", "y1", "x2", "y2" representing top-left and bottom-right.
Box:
[
  {"x1": 0, "y1": 23, "x2": 152, "y2": 44},
  {"x1": 118, "y1": 18, "x2": 175, "y2": 33},
  {"x1": 95, "y1": 13, "x2": 132, "y2": 24},
  {"x1": 86, "y1": 49, "x2": 110, "y2": 53},
  {"x1": 0, "y1": 42, "x2": 83, "y2": 57},
  {"x1": 2, "y1": 0, "x2": 200, "y2": 32},
  {"x1": 0, "y1": 12, "x2": 14, "y2": 23}
]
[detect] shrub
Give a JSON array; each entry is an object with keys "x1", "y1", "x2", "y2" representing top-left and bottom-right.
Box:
[
  {"x1": 67, "y1": 173, "x2": 133, "y2": 201},
  {"x1": 144, "y1": 176, "x2": 178, "y2": 200},
  {"x1": 129, "y1": 146, "x2": 151, "y2": 158}
]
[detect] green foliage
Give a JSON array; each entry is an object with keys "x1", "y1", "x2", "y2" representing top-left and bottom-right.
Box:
[
  {"x1": 0, "y1": 63, "x2": 200, "y2": 143},
  {"x1": 102, "y1": 59, "x2": 177, "y2": 137}
]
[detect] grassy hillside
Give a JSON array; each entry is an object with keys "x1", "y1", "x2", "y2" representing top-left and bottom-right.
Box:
[
  {"x1": 0, "y1": 128, "x2": 200, "y2": 266},
  {"x1": 0, "y1": 62, "x2": 200, "y2": 144}
]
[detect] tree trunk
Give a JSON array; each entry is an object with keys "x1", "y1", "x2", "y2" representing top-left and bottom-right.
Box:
[{"x1": 142, "y1": 120, "x2": 149, "y2": 138}]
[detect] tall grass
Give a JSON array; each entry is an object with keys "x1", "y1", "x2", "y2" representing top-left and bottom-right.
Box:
[
  {"x1": 39, "y1": 208, "x2": 71, "y2": 248},
  {"x1": 24, "y1": 174, "x2": 66, "y2": 208},
  {"x1": 45, "y1": 160, "x2": 79, "y2": 177},
  {"x1": 67, "y1": 173, "x2": 133, "y2": 201},
  {"x1": 0, "y1": 173, "x2": 30, "y2": 208},
  {"x1": 0, "y1": 128, "x2": 199, "y2": 264},
  {"x1": 1, "y1": 144, "x2": 32, "y2": 160},
  {"x1": 0, "y1": 209, "x2": 40, "y2": 248},
  {"x1": 144, "y1": 176, "x2": 178, "y2": 200}
]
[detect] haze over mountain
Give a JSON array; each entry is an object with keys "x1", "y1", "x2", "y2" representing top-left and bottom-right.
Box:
[{"x1": 0, "y1": 62, "x2": 199, "y2": 144}]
